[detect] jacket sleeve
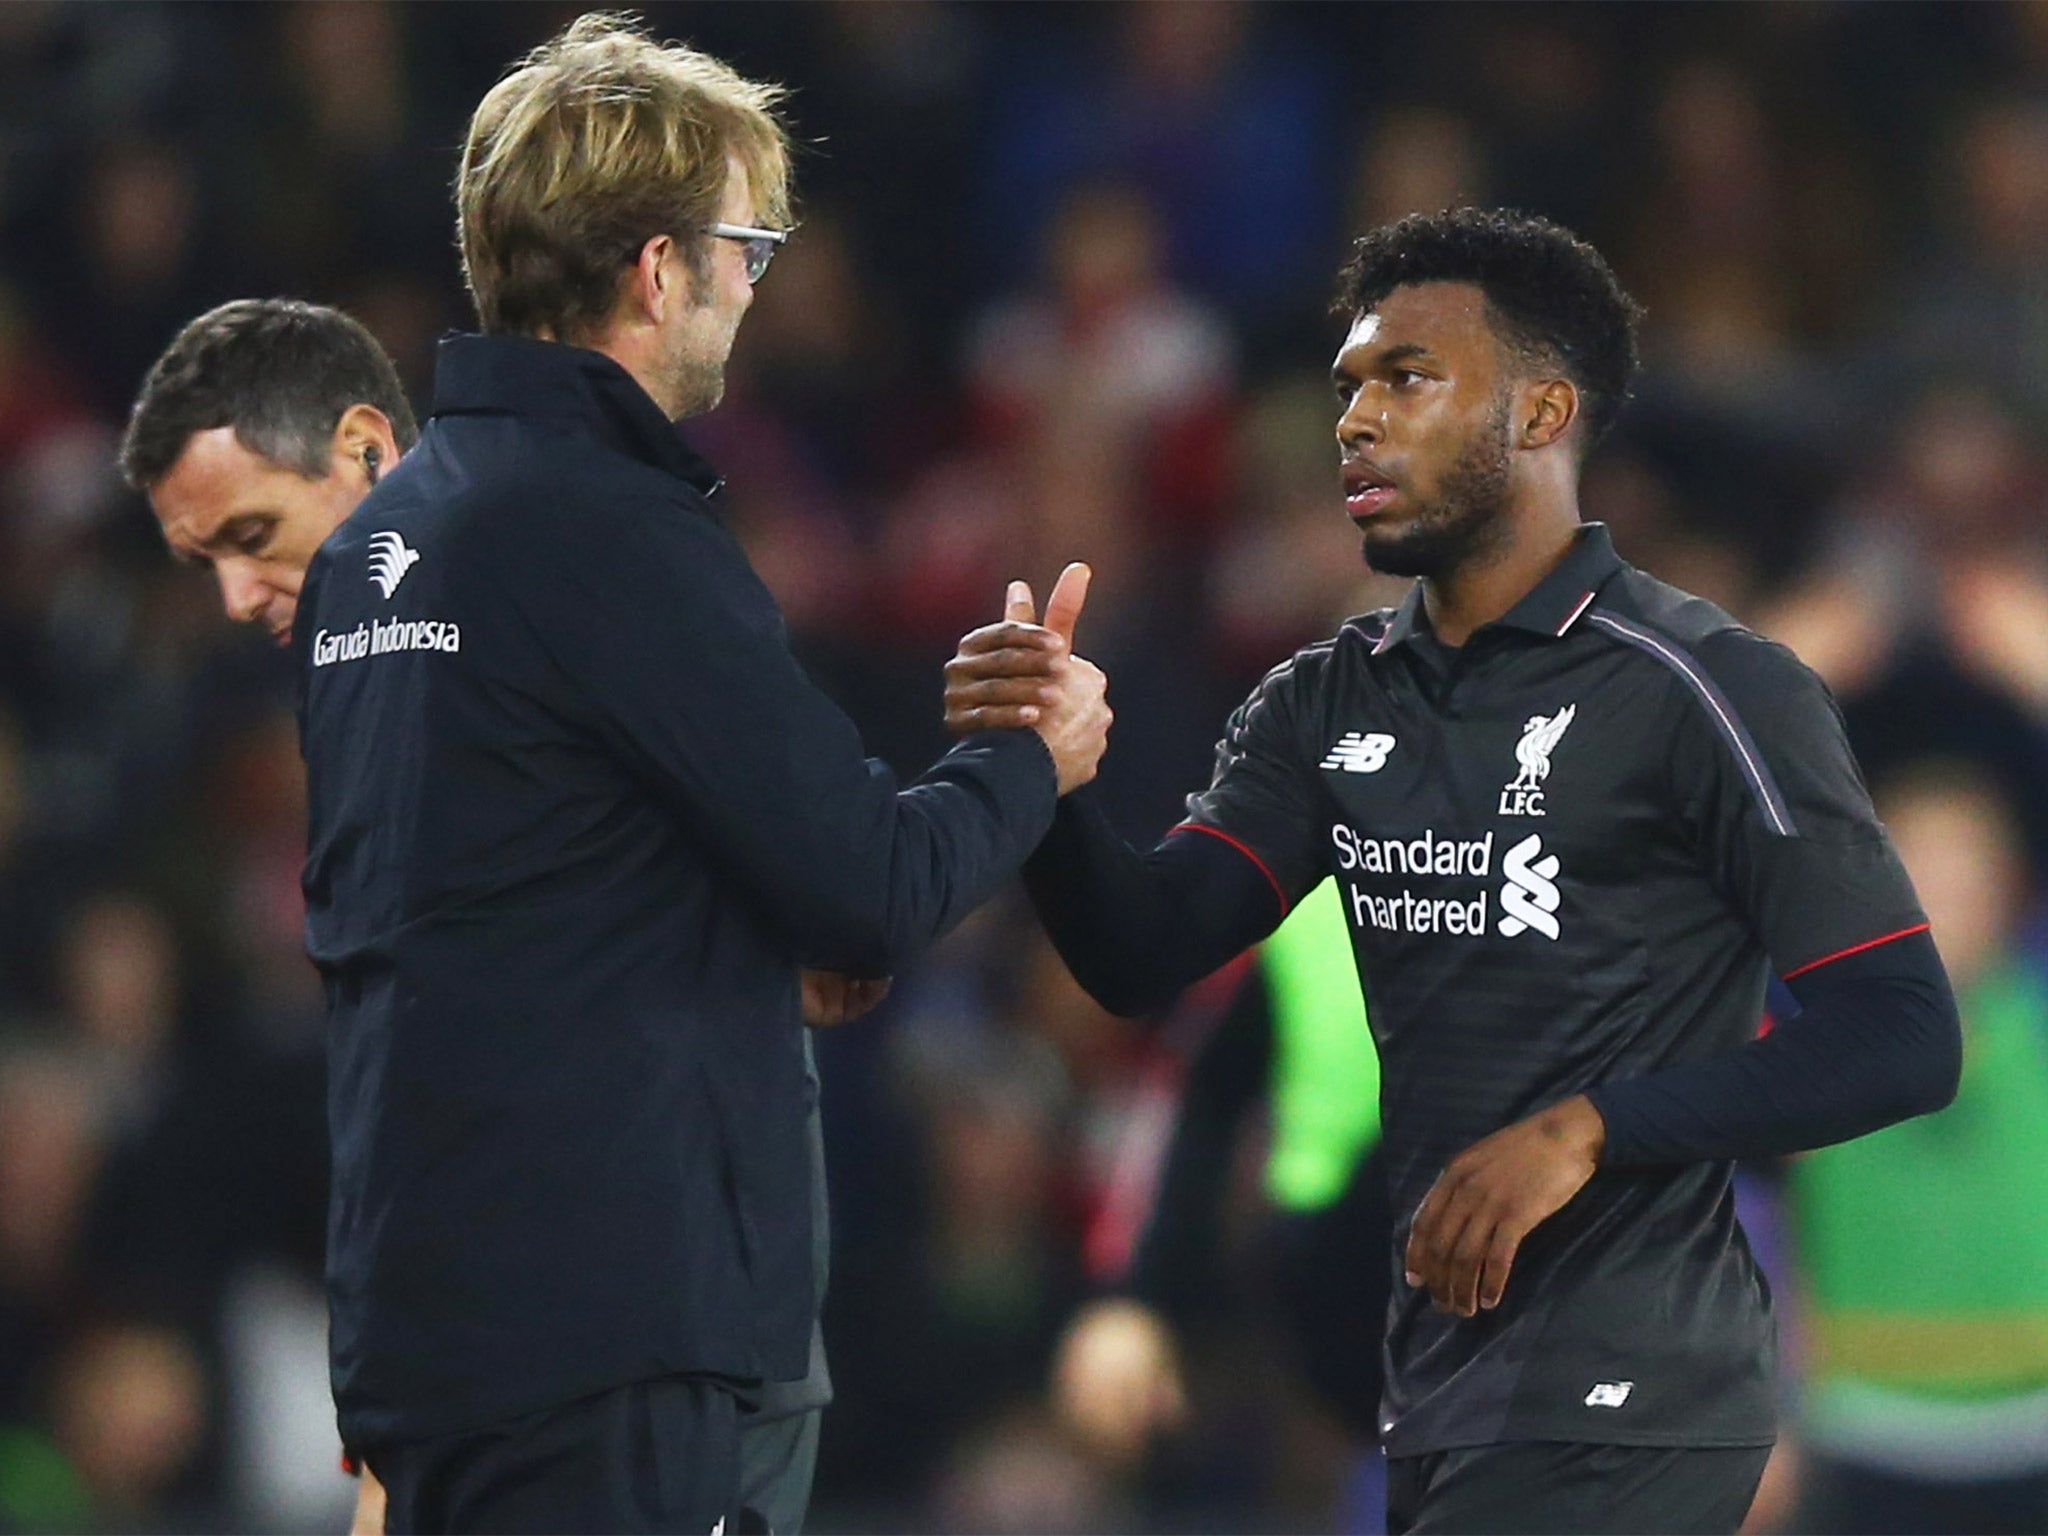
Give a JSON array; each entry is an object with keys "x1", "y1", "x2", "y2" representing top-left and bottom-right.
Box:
[{"x1": 496, "y1": 490, "x2": 1057, "y2": 973}]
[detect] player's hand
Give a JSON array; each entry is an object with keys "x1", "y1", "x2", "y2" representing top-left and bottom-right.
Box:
[
  {"x1": 944, "y1": 564, "x2": 1112, "y2": 795},
  {"x1": 943, "y1": 562, "x2": 1094, "y2": 734},
  {"x1": 351, "y1": 1470, "x2": 387, "y2": 1535},
  {"x1": 1052, "y1": 1297, "x2": 1188, "y2": 1469},
  {"x1": 800, "y1": 970, "x2": 892, "y2": 1027},
  {"x1": 1404, "y1": 1094, "x2": 1606, "y2": 1318}
]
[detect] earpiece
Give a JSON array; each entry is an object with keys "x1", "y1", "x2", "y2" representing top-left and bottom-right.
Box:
[{"x1": 363, "y1": 444, "x2": 382, "y2": 484}]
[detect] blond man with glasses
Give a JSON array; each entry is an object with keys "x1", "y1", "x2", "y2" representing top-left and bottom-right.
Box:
[{"x1": 289, "y1": 16, "x2": 1110, "y2": 1534}]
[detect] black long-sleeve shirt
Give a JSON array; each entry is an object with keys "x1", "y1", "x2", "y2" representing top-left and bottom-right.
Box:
[
  {"x1": 1028, "y1": 794, "x2": 1957, "y2": 1169},
  {"x1": 298, "y1": 335, "x2": 1057, "y2": 1447},
  {"x1": 1025, "y1": 524, "x2": 1961, "y2": 1456}
]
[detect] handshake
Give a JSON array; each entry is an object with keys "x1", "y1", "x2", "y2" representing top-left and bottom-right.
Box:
[
  {"x1": 942, "y1": 561, "x2": 1114, "y2": 795},
  {"x1": 801, "y1": 563, "x2": 1111, "y2": 1030}
]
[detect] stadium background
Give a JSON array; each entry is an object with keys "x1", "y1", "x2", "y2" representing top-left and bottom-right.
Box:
[{"x1": 0, "y1": 1, "x2": 2045, "y2": 1530}]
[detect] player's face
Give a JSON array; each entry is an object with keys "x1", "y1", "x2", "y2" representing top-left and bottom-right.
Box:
[
  {"x1": 1332, "y1": 282, "x2": 1518, "y2": 581},
  {"x1": 151, "y1": 427, "x2": 368, "y2": 645},
  {"x1": 662, "y1": 156, "x2": 759, "y2": 419}
]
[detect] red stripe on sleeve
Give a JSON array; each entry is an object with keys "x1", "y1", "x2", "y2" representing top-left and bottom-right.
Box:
[
  {"x1": 1171, "y1": 821, "x2": 1290, "y2": 916},
  {"x1": 1781, "y1": 923, "x2": 1931, "y2": 982}
]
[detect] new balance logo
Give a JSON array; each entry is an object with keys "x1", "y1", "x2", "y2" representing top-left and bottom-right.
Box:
[
  {"x1": 1321, "y1": 732, "x2": 1396, "y2": 774},
  {"x1": 368, "y1": 531, "x2": 420, "y2": 599},
  {"x1": 1585, "y1": 1380, "x2": 1634, "y2": 1408},
  {"x1": 1498, "y1": 833, "x2": 1561, "y2": 940}
]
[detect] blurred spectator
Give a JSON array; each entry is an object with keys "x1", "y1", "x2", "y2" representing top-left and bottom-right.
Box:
[
  {"x1": 979, "y1": 1, "x2": 1340, "y2": 336},
  {"x1": 1345, "y1": 105, "x2": 1488, "y2": 238},
  {"x1": 699, "y1": 211, "x2": 884, "y2": 641},
  {"x1": 61, "y1": 137, "x2": 219, "y2": 418},
  {"x1": 1887, "y1": 97, "x2": 2048, "y2": 427},
  {"x1": 1786, "y1": 763, "x2": 2048, "y2": 1534},
  {"x1": 0, "y1": 1046, "x2": 105, "y2": 1423},
  {"x1": 56, "y1": 890, "x2": 180, "y2": 1112},
  {"x1": 49, "y1": 1321, "x2": 210, "y2": 1530},
  {"x1": 1206, "y1": 377, "x2": 1405, "y2": 682},
  {"x1": 1451, "y1": 13, "x2": 1616, "y2": 238},
  {"x1": 1578, "y1": 444, "x2": 1766, "y2": 620},
  {"x1": 229, "y1": 3, "x2": 455, "y2": 306},
  {"x1": 961, "y1": 181, "x2": 1236, "y2": 609},
  {"x1": 0, "y1": 297, "x2": 96, "y2": 507},
  {"x1": 820, "y1": 924, "x2": 1102, "y2": 1524},
  {"x1": 779, "y1": 1, "x2": 989, "y2": 373},
  {"x1": 1055, "y1": 880, "x2": 1391, "y2": 1532},
  {"x1": 0, "y1": 705, "x2": 59, "y2": 1018},
  {"x1": 192, "y1": 709, "x2": 322, "y2": 1037},
  {"x1": 1759, "y1": 383, "x2": 2048, "y2": 875},
  {"x1": 1629, "y1": 62, "x2": 1803, "y2": 388},
  {"x1": 932, "y1": 1405, "x2": 1118, "y2": 1536}
]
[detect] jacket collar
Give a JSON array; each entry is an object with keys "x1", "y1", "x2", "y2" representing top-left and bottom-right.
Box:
[
  {"x1": 428, "y1": 333, "x2": 724, "y2": 499},
  {"x1": 1375, "y1": 522, "x2": 1623, "y2": 652}
]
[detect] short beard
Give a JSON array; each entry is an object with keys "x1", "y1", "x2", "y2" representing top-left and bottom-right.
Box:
[
  {"x1": 1362, "y1": 394, "x2": 1515, "y2": 581},
  {"x1": 663, "y1": 245, "x2": 728, "y2": 418},
  {"x1": 671, "y1": 356, "x2": 726, "y2": 418}
]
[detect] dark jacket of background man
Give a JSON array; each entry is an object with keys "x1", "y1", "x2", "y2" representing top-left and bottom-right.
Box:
[{"x1": 297, "y1": 333, "x2": 1060, "y2": 1451}]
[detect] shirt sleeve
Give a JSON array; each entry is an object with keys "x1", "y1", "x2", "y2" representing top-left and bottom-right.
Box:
[
  {"x1": 1022, "y1": 790, "x2": 1288, "y2": 1017},
  {"x1": 1586, "y1": 626, "x2": 1960, "y2": 1165},
  {"x1": 491, "y1": 490, "x2": 1056, "y2": 974},
  {"x1": 1177, "y1": 653, "x2": 1334, "y2": 911},
  {"x1": 1674, "y1": 627, "x2": 1927, "y2": 973},
  {"x1": 1589, "y1": 929, "x2": 1960, "y2": 1165}
]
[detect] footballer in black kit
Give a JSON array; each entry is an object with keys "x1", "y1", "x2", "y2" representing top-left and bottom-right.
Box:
[{"x1": 944, "y1": 209, "x2": 1962, "y2": 1535}]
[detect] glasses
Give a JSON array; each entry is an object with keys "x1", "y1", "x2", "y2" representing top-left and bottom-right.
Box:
[{"x1": 707, "y1": 222, "x2": 789, "y2": 284}]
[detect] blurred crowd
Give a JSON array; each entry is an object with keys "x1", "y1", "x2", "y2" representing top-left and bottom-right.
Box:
[{"x1": 0, "y1": 2, "x2": 2045, "y2": 1531}]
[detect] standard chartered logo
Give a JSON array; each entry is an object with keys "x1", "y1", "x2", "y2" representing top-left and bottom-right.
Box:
[
  {"x1": 1497, "y1": 833, "x2": 1561, "y2": 941},
  {"x1": 1331, "y1": 823, "x2": 1565, "y2": 941}
]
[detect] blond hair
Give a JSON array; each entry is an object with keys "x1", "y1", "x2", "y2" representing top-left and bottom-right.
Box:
[{"x1": 458, "y1": 12, "x2": 791, "y2": 342}]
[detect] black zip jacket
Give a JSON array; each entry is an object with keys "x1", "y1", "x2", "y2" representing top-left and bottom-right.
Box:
[{"x1": 297, "y1": 334, "x2": 1056, "y2": 1448}]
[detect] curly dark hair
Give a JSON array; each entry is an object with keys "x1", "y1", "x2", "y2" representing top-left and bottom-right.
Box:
[{"x1": 1335, "y1": 208, "x2": 1644, "y2": 448}]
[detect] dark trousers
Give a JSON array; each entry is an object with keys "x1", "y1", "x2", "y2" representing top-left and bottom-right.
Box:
[
  {"x1": 736, "y1": 1408, "x2": 821, "y2": 1535},
  {"x1": 369, "y1": 1375, "x2": 742, "y2": 1535},
  {"x1": 1387, "y1": 1441, "x2": 1772, "y2": 1535}
]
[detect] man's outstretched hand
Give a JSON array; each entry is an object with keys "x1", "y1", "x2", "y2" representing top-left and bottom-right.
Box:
[
  {"x1": 800, "y1": 971, "x2": 892, "y2": 1028},
  {"x1": 944, "y1": 562, "x2": 1111, "y2": 796},
  {"x1": 1403, "y1": 1094, "x2": 1606, "y2": 1317}
]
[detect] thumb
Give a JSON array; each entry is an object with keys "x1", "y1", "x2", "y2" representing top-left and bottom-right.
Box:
[
  {"x1": 1042, "y1": 562, "x2": 1092, "y2": 644},
  {"x1": 1005, "y1": 579, "x2": 1038, "y2": 625}
]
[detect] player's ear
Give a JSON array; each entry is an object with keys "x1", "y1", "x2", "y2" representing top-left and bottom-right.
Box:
[{"x1": 1521, "y1": 378, "x2": 1578, "y2": 451}]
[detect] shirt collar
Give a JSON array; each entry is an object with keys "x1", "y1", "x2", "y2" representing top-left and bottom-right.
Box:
[
  {"x1": 1494, "y1": 522, "x2": 1624, "y2": 636},
  {"x1": 1373, "y1": 522, "x2": 1623, "y2": 654},
  {"x1": 427, "y1": 333, "x2": 724, "y2": 499}
]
